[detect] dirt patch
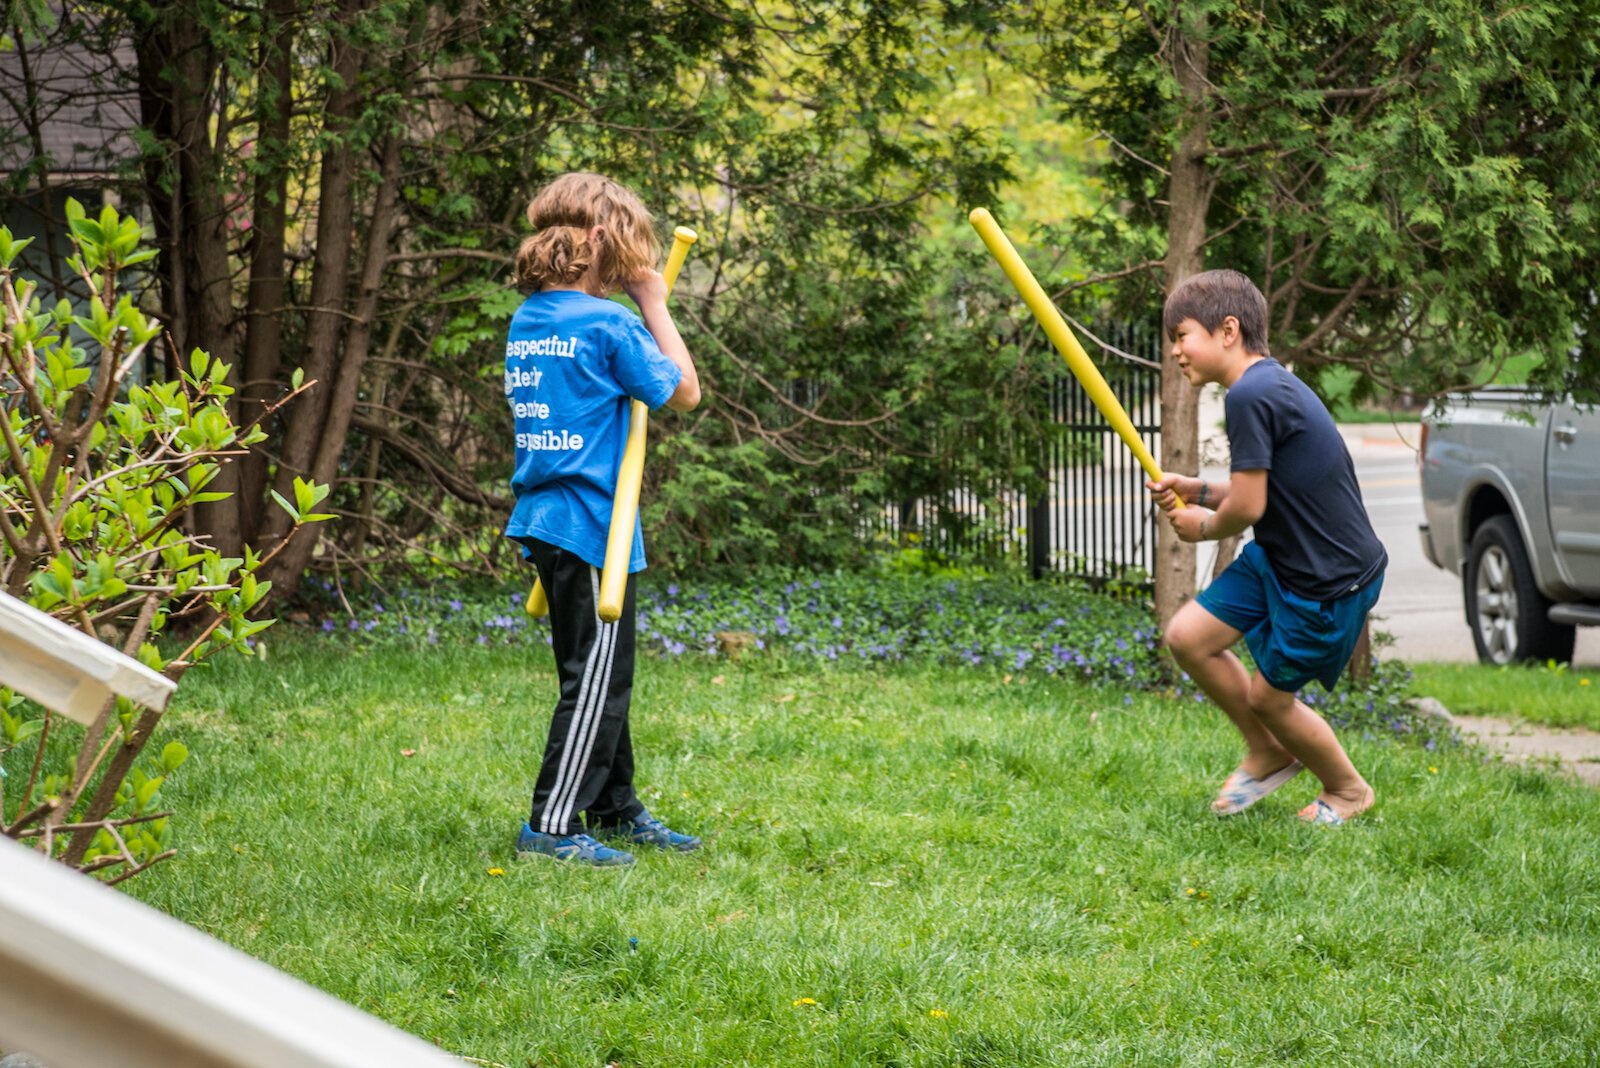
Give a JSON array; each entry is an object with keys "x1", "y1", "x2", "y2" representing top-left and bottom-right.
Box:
[{"x1": 1452, "y1": 714, "x2": 1600, "y2": 786}]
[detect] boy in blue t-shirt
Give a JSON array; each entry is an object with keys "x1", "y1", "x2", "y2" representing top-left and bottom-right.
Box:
[
  {"x1": 1147, "y1": 269, "x2": 1387, "y2": 826},
  {"x1": 503, "y1": 173, "x2": 702, "y2": 866}
]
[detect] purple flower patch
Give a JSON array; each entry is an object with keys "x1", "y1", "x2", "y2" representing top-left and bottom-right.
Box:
[{"x1": 293, "y1": 572, "x2": 1432, "y2": 749}]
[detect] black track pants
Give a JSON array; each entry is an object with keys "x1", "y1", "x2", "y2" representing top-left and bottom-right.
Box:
[{"x1": 525, "y1": 540, "x2": 646, "y2": 836}]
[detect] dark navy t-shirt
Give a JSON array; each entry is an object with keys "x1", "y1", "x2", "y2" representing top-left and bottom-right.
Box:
[{"x1": 1225, "y1": 358, "x2": 1386, "y2": 601}]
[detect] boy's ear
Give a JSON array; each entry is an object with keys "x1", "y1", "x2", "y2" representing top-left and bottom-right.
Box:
[{"x1": 1220, "y1": 315, "x2": 1241, "y2": 346}]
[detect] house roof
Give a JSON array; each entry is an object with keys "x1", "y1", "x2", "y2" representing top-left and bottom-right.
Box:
[{"x1": 0, "y1": 13, "x2": 139, "y2": 181}]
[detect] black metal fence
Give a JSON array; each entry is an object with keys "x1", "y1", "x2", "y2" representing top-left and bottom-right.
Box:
[{"x1": 883, "y1": 321, "x2": 1165, "y2": 588}]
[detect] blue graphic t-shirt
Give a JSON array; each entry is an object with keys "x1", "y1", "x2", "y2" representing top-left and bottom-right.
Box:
[{"x1": 503, "y1": 290, "x2": 682, "y2": 570}]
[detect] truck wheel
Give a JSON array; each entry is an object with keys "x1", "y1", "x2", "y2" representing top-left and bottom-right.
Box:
[{"x1": 1464, "y1": 515, "x2": 1577, "y2": 665}]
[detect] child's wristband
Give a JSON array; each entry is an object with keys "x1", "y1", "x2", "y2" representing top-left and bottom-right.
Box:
[{"x1": 1197, "y1": 480, "x2": 1209, "y2": 507}]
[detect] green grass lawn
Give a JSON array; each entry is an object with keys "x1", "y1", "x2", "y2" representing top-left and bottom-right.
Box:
[
  {"x1": 1409, "y1": 660, "x2": 1600, "y2": 731},
  {"x1": 123, "y1": 639, "x2": 1599, "y2": 1066}
]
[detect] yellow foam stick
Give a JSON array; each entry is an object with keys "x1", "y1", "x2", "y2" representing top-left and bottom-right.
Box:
[
  {"x1": 526, "y1": 225, "x2": 699, "y2": 619},
  {"x1": 967, "y1": 208, "x2": 1182, "y2": 508}
]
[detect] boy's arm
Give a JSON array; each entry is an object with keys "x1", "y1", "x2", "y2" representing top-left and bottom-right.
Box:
[
  {"x1": 1194, "y1": 476, "x2": 1232, "y2": 510},
  {"x1": 1147, "y1": 473, "x2": 1233, "y2": 511},
  {"x1": 1163, "y1": 469, "x2": 1267, "y2": 543},
  {"x1": 1197, "y1": 469, "x2": 1266, "y2": 540},
  {"x1": 623, "y1": 271, "x2": 700, "y2": 411}
]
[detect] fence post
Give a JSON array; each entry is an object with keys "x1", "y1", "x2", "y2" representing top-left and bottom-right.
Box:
[{"x1": 1029, "y1": 483, "x2": 1049, "y2": 580}]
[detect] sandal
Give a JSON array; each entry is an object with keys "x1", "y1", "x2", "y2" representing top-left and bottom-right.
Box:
[
  {"x1": 1297, "y1": 785, "x2": 1375, "y2": 827},
  {"x1": 1212, "y1": 759, "x2": 1303, "y2": 816},
  {"x1": 1297, "y1": 799, "x2": 1345, "y2": 826}
]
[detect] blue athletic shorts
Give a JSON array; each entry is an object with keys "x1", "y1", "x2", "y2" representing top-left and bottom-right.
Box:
[{"x1": 1195, "y1": 541, "x2": 1383, "y2": 693}]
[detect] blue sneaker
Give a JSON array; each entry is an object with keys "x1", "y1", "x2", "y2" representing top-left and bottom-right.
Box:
[
  {"x1": 601, "y1": 810, "x2": 701, "y2": 852},
  {"x1": 515, "y1": 822, "x2": 635, "y2": 867}
]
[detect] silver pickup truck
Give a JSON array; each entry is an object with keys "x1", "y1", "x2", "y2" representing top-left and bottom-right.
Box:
[{"x1": 1419, "y1": 389, "x2": 1600, "y2": 664}]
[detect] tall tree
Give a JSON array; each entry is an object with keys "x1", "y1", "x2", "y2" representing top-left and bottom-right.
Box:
[
  {"x1": 1022, "y1": 0, "x2": 1600, "y2": 624},
  {"x1": 1158, "y1": 7, "x2": 1210, "y2": 628},
  {"x1": 6, "y1": 0, "x2": 1030, "y2": 598}
]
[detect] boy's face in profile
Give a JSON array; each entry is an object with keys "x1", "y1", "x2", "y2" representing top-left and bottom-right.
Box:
[{"x1": 1169, "y1": 315, "x2": 1240, "y2": 388}]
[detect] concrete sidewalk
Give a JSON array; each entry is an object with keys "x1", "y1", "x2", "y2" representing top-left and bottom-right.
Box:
[
  {"x1": 1336, "y1": 419, "x2": 1424, "y2": 454},
  {"x1": 1453, "y1": 715, "x2": 1600, "y2": 787}
]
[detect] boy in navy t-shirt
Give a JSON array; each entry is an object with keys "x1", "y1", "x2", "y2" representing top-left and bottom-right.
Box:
[
  {"x1": 1147, "y1": 269, "x2": 1387, "y2": 826},
  {"x1": 504, "y1": 173, "x2": 702, "y2": 866}
]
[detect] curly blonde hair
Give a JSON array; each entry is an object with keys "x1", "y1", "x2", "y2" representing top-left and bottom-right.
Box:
[{"x1": 513, "y1": 173, "x2": 660, "y2": 293}]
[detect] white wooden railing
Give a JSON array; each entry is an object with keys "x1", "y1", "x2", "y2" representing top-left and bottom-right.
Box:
[{"x1": 0, "y1": 591, "x2": 457, "y2": 1067}]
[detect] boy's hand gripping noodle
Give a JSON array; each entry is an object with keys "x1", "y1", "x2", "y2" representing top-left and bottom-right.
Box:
[
  {"x1": 967, "y1": 208, "x2": 1182, "y2": 507},
  {"x1": 526, "y1": 226, "x2": 699, "y2": 620}
]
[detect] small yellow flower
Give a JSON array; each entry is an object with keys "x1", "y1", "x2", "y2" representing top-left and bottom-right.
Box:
[
  {"x1": 1185, "y1": 887, "x2": 1196, "y2": 896},
  {"x1": 1428, "y1": 767, "x2": 1438, "y2": 774},
  {"x1": 1191, "y1": 939, "x2": 1202, "y2": 947},
  {"x1": 487, "y1": 867, "x2": 505, "y2": 876},
  {"x1": 793, "y1": 997, "x2": 818, "y2": 1007},
  {"x1": 929, "y1": 1008, "x2": 948, "y2": 1019},
  {"x1": 1581, "y1": 679, "x2": 1591, "y2": 687}
]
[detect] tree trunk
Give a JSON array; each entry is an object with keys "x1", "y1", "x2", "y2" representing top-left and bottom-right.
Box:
[
  {"x1": 262, "y1": 134, "x2": 404, "y2": 594},
  {"x1": 133, "y1": 4, "x2": 243, "y2": 555},
  {"x1": 1345, "y1": 620, "x2": 1372, "y2": 686},
  {"x1": 237, "y1": 0, "x2": 300, "y2": 549},
  {"x1": 1211, "y1": 532, "x2": 1240, "y2": 581},
  {"x1": 1156, "y1": 7, "x2": 1212, "y2": 630},
  {"x1": 255, "y1": 2, "x2": 367, "y2": 577}
]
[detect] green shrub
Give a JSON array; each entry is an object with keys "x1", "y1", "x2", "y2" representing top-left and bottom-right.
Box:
[{"x1": 0, "y1": 202, "x2": 328, "y2": 880}]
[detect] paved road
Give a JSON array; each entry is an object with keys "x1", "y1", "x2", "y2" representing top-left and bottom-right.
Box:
[{"x1": 1341, "y1": 422, "x2": 1600, "y2": 668}]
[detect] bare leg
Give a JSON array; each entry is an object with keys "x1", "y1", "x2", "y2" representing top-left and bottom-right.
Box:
[
  {"x1": 1165, "y1": 601, "x2": 1294, "y2": 779},
  {"x1": 1168, "y1": 600, "x2": 1373, "y2": 818},
  {"x1": 1246, "y1": 674, "x2": 1373, "y2": 819}
]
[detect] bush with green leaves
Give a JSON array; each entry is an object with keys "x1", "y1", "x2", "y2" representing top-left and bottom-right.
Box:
[{"x1": 0, "y1": 201, "x2": 329, "y2": 881}]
